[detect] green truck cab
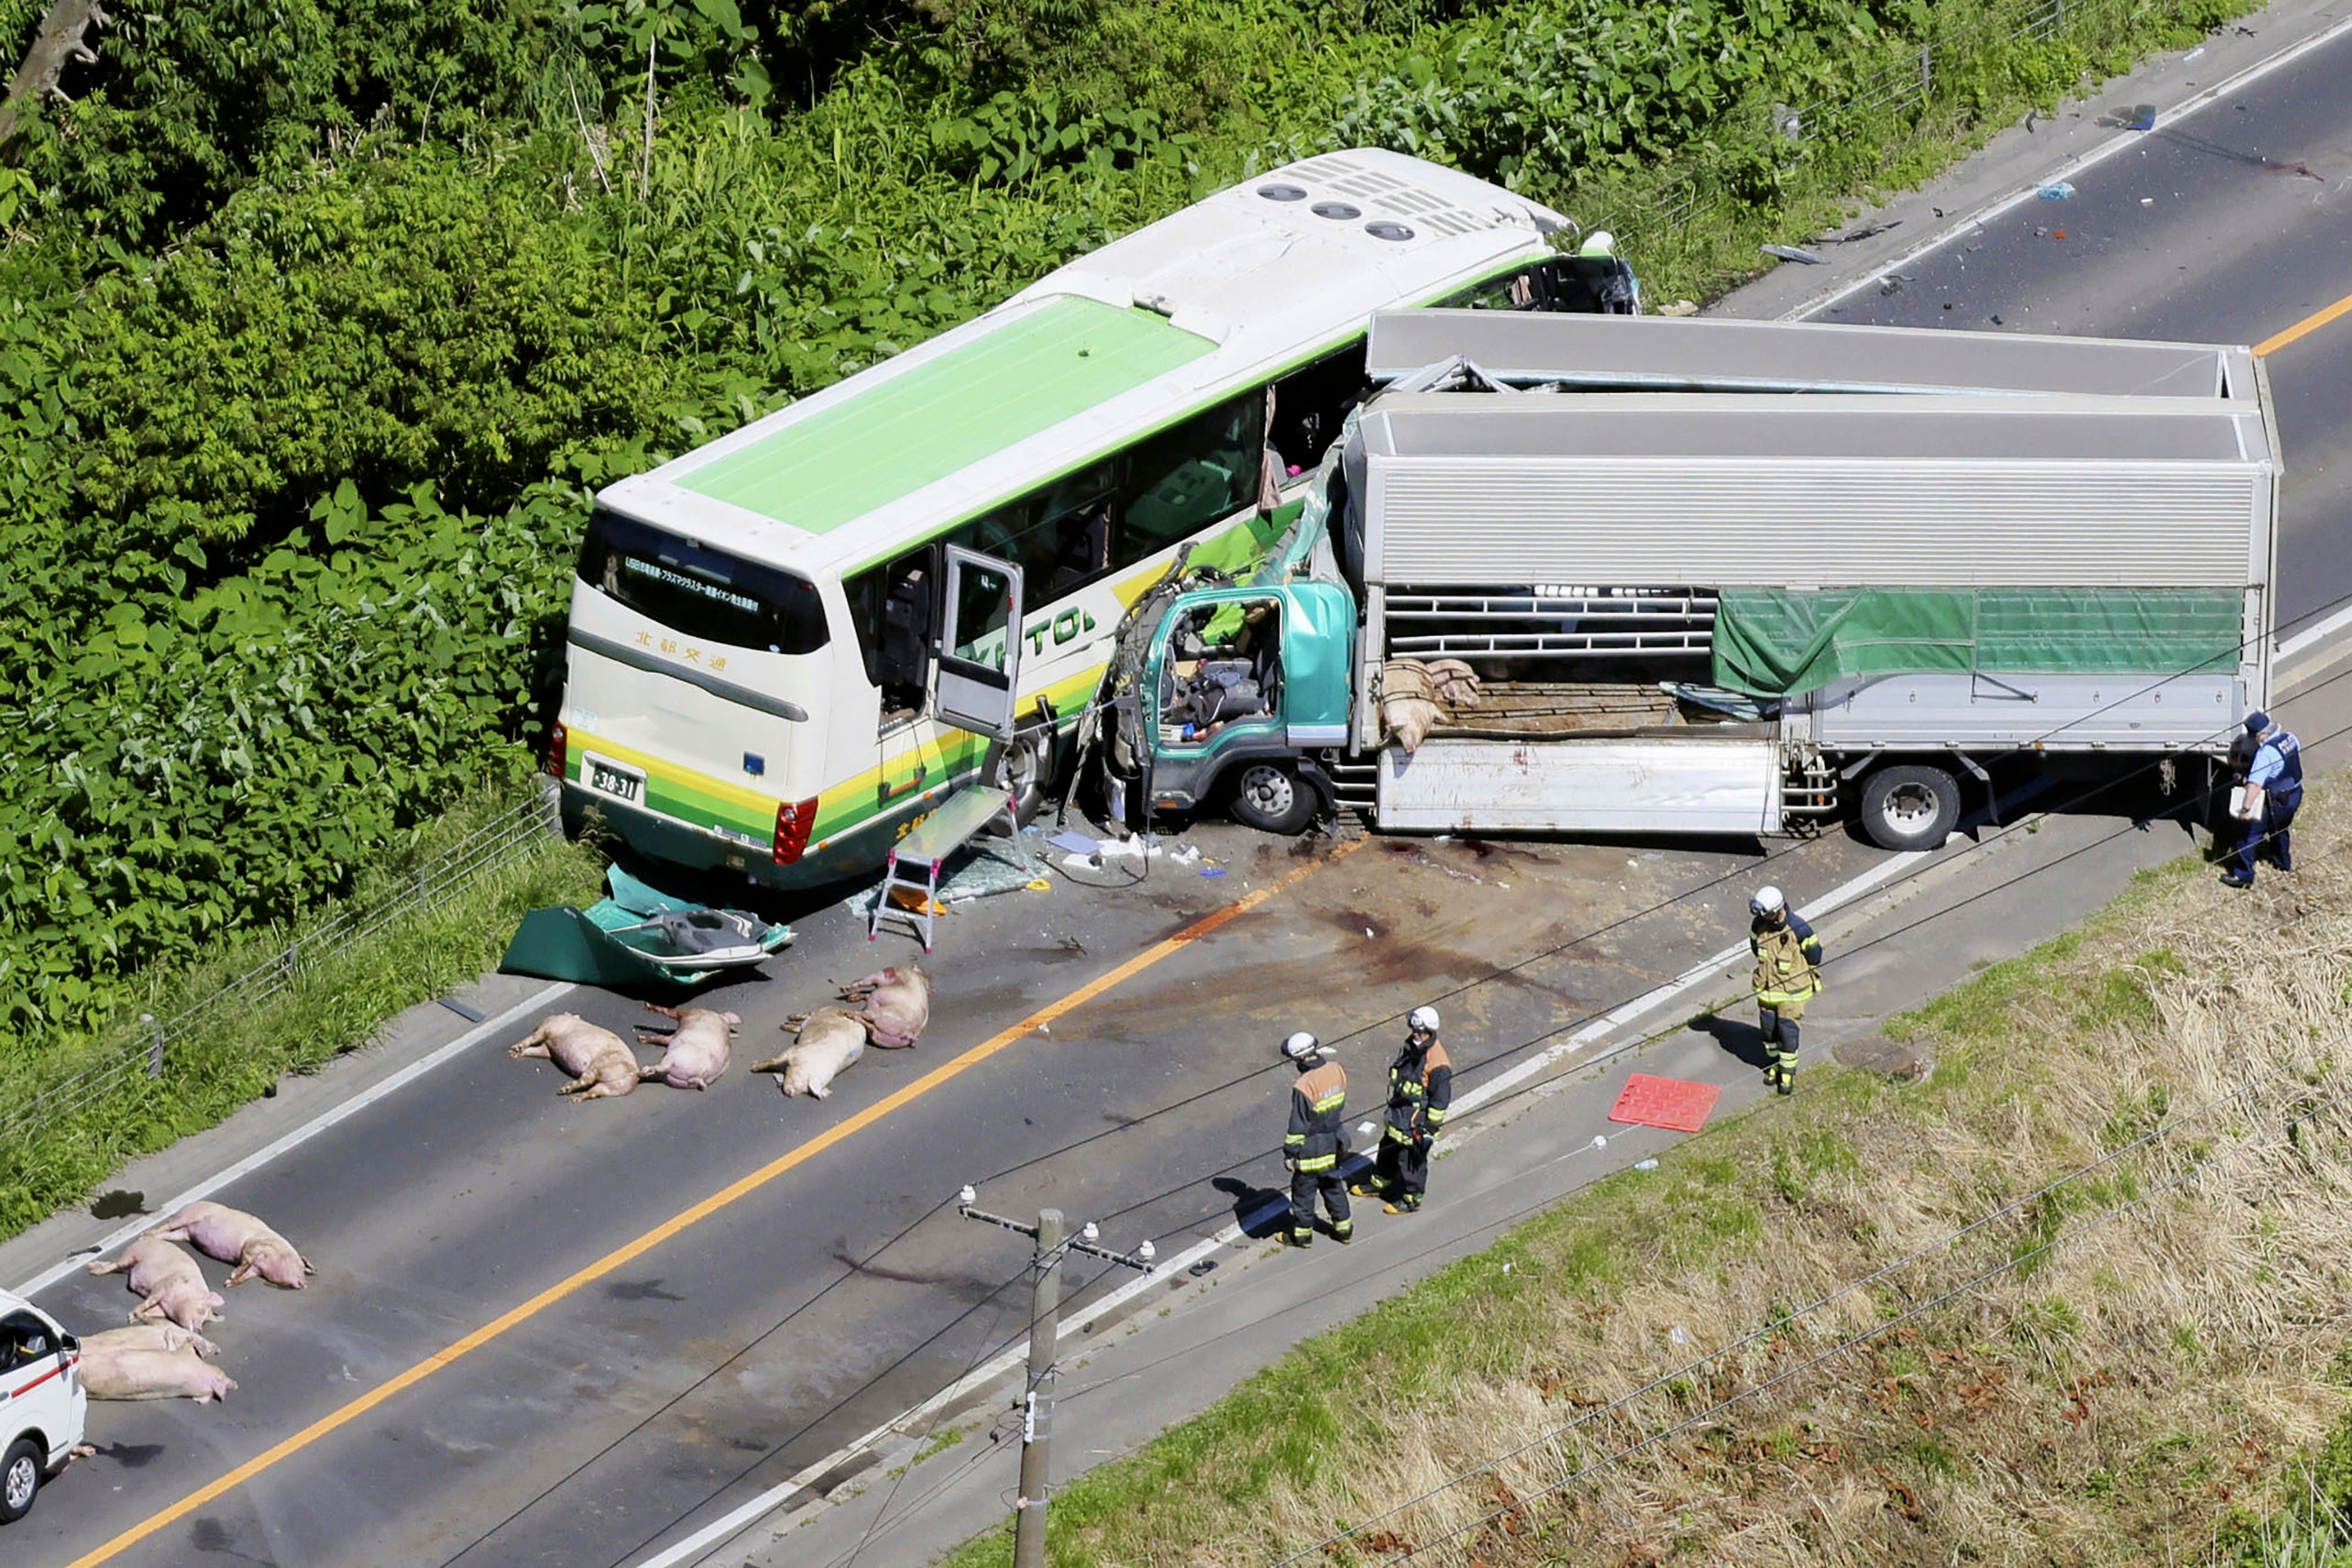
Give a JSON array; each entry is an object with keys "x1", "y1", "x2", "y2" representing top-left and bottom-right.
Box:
[{"x1": 1137, "y1": 581, "x2": 1356, "y2": 833}]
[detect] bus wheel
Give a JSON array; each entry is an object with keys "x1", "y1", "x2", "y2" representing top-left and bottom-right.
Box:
[
  {"x1": 995, "y1": 729, "x2": 1056, "y2": 826},
  {"x1": 1859, "y1": 763, "x2": 1962, "y2": 852},
  {"x1": 1228, "y1": 762, "x2": 1315, "y2": 836}
]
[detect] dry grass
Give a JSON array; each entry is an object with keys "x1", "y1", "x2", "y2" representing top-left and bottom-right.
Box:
[{"x1": 951, "y1": 785, "x2": 2352, "y2": 1567}]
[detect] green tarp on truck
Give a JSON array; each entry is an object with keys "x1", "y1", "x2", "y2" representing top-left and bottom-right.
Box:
[{"x1": 1710, "y1": 587, "x2": 2244, "y2": 698}]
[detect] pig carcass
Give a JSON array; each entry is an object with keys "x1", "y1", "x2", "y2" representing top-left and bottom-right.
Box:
[
  {"x1": 87, "y1": 1236, "x2": 225, "y2": 1330},
  {"x1": 78, "y1": 1347, "x2": 237, "y2": 1403},
  {"x1": 636, "y1": 1003, "x2": 738, "y2": 1090},
  {"x1": 752, "y1": 1007, "x2": 867, "y2": 1099},
  {"x1": 79, "y1": 1322, "x2": 221, "y2": 1360},
  {"x1": 839, "y1": 963, "x2": 930, "y2": 1048},
  {"x1": 146, "y1": 1200, "x2": 314, "y2": 1289},
  {"x1": 510, "y1": 1013, "x2": 643, "y2": 1101}
]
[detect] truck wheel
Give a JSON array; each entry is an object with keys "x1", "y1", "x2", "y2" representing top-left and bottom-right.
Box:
[
  {"x1": 1, "y1": 1437, "x2": 41, "y2": 1523},
  {"x1": 1228, "y1": 762, "x2": 1316, "y2": 836},
  {"x1": 1859, "y1": 763, "x2": 1962, "y2": 852}
]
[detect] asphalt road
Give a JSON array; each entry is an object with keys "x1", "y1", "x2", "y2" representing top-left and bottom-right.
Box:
[{"x1": 10, "y1": 16, "x2": 2352, "y2": 1568}]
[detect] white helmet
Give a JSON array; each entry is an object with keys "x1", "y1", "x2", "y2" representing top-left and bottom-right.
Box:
[
  {"x1": 1408, "y1": 1006, "x2": 1440, "y2": 1035},
  {"x1": 1280, "y1": 1031, "x2": 1324, "y2": 1063},
  {"x1": 1750, "y1": 885, "x2": 1786, "y2": 917}
]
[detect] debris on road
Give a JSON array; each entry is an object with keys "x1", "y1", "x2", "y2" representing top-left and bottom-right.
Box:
[
  {"x1": 1761, "y1": 243, "x2": 1827, "y2": 265},
  {"x1": 2037, "y1": 181, "x2": 2075, "y2": 201}
]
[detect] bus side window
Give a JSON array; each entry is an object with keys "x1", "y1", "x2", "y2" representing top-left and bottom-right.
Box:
[
  {"x1": 1443, "y1": 257, "x2": 1635, "y2": 314},
  {"x1": 956, "y1": 462, "x2": 1115, "y2": 602},
  {"x1": 1269, "y1": 342, "x2": 1368, "y2": 475},
  {"x1": 842, "y1": 548, "x2": 934, "y2": 728},
  {"x1": 1116, "y1": 393, "x2": 1265, "y2": 563}
]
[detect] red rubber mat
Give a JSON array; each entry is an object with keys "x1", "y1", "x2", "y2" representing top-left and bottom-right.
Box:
[{"x1": 1607, "y1": 1073, "x2": 1721, "y2": 1134}]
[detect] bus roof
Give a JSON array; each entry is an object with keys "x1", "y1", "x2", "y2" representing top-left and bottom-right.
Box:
[
  {"x1": 678, "y1": 296, "x2": 1216, "y2": 533},
  {"x1": 601, "y1": 149, "x2": 1577, "y2": 577}
]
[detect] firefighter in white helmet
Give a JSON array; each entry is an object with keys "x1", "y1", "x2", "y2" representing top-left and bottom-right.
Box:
[
  {"x1": 1748, "y1": 886, "x2": 1823, "y2": 1095},
  {"x1": 1279, "y1": 1032, "x2": 1352, "y2": 1247},
  {"x1": 1354, "y1": 1005, "x2": 1453, "y2": 1213}
]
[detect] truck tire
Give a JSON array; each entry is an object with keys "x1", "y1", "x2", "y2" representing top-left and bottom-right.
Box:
[
  {"x1": 1859, "y1": 763, "x2": 1962, "y2": 852},
  {"x1": 1, "y1": 1437, "x2": 41, "y2": 1523},
  {"x1": 1227, "y1": 762, "x2": 1316, "y2": 836}
]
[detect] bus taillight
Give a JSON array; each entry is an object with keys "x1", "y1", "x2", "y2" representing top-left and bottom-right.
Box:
[
  {"x1": 773, "y1": 796, "x2": 820, "y2": 865},
  {"x1": 545, "y1": 721, "x2": 568, "y2": 779}
]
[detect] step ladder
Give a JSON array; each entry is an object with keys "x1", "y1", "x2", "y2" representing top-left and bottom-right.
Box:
[{"x1": 869, "y1": 784, "x2": 1035, "y2": 951}]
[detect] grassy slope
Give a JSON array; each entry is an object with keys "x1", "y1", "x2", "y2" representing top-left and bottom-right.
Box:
[{"x1": 941, "y1": 784, "x2": 2352, "y2": 1565}]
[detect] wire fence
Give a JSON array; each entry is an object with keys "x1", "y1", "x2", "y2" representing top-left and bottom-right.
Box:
[
  {"x1": 1592, "y1": 0, "x2": 2163, "y2": 252},
  {"x1": 0, "y1": 788, "x2": 564, "y2": 1152}
]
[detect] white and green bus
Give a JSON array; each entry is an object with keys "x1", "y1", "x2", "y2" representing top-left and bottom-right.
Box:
[{"x1": 549, "y1": 148, "x2": 1637, "y2": 889}]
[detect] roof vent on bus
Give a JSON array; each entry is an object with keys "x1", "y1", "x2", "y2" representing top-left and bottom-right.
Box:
[
  {"x1": 1365, "y1": 220, "x2": 1414, "y2": 242},
  {"x1": 1257, "y1": 183, "x2": 1308, "y2": 202},
  {"x1": 1311, "y1": 201, "x2": 1363, "y2": 221}
]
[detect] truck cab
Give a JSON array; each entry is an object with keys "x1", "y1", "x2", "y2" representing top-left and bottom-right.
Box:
[
  {"x1": 0, "y1": 1288, "x2": 84, "y2": 1525},
  {"x1": 1138, "y1": 582, "x2": 1356, "y2": 834}
]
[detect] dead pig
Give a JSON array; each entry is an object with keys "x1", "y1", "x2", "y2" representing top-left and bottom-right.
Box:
[
  {"x1": 79, "y1": 1347, "x2": 237, "y2": 1404},
  {"x1": 510, "y1": 1013, "x2": 643, "y2": 1102},
  {"x1": 80, "y1": 1322, "x2": 221, "y2": 1360},
  {"x1": 146, "y1": 1200, "x2": 315, "y2": 1289},
  {"x1": 86, "y1": 1236, "x2": 225, "y2": 1330},
  {"x1": 839, "y1": 964, "x2": 930, "y2": 1048},
  {"x1": 752, "y1": 1007, "x2": 867, "y2": 1099},
  {"x1": 636, "y1": 1003, "x2": 739, "y2": 1090}
]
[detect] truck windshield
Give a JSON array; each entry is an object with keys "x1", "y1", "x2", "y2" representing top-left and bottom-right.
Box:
[{"x1": 577, "y1": 509, "x2": 829, "y2": 655}]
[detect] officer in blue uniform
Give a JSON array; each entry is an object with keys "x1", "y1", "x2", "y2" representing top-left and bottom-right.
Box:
[{"x1": 2224, "y1": 711, "x2": 2302, "y2": 888}]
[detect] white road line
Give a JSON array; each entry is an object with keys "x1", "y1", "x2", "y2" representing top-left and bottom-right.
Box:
[
  {"x1": 11, "y1": 981, "x2": 572, "y2": 1299},
  {"x1": 2280, "y1": 602, "x2": 2352, "y2": 663},
  {"x1": 625, "y1": 835, "x2": 1953, "y2": 1568},
  {"x1": 1780, "y1": 10, "x2": 2352, "y2": 323}
]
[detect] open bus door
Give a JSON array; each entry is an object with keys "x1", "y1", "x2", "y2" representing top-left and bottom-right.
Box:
[{"x1": 934, "y1": 545, "x2": 1025, "y2": 740}]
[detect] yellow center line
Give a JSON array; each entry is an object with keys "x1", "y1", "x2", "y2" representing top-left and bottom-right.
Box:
[
  {"x1": 2253, "y1": 288, "x2": 2352, "y2": 357},
  {"x1": 64, "y1": 839, "x2": 1361, "y2": 1568}
]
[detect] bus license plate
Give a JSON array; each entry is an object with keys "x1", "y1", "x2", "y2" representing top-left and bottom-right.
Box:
[{"x1": 586, "y1": 757, "x2": 643, "y2": 806}]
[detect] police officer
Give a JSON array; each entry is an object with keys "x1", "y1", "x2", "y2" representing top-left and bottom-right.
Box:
[
  {"x1": 1355, "y1": 1006, "x2": 1453, "y2": 1213},
  {"x1": 1280, "y1": 1032, "x2": 1352, "y2": 1247},
  {"x1": 2225, "y1": 710, "x2": 2303, "y2": 887},
  {"x1": 1748, "y1": 886, "x2": 1823, "y2": 1095}
]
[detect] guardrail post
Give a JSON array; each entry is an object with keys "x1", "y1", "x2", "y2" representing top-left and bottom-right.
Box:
[
  {"x1": 1919, "y1": 43, "x2": 1933, "y2": 100},
  {"x1": 144, "y1": 1013, "x2": 164, "y2": 1079}
]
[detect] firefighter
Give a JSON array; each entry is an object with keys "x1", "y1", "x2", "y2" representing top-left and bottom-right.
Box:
[
  {"x1": 1354, "y1": 1005, "x2": 1453, "y2": 1213},
  {"x1": 1749, "y1": 886, "x2": 1822, "y2": 1095},
  {"x1": 1280, "y1": 1031, "x2": 1352, "y2": 1247}
]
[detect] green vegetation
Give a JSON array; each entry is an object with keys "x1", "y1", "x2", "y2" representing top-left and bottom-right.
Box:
[{"x1": 937, "y1": 789, "x2": 2352, "y2": 1566}]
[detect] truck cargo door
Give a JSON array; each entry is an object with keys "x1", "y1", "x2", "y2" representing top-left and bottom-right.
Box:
[
  {"x1": 1376, "y1": 738, "x2": 1781, "y2": 837},
  {"x1": 933, "y1": 546, "x2": 1024, "y2": 740}
]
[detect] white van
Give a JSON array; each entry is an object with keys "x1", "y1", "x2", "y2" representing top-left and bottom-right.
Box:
[{"x1": 0, "y1": 1288, "x2": 85, "y2": 1524}]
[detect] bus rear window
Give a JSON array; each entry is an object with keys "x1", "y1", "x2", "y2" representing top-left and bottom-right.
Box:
[{"x1": 578, "y1": 510, "x2": 829, "y2": 655}]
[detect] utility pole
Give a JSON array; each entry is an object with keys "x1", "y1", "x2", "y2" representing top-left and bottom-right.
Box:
[{"x1": 958, "y1": 1184, "x2": 1155, "y2": 1568}]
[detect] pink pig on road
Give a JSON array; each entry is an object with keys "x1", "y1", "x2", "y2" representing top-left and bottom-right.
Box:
[
  {"x1": 80, "y1": 1322, "x2": 221, "y2": 1360},
  {"x1": 78, "y1": 1347, "x2": 236, "y2": 1404},
  {"x1": 753, "y1": 1007, "x2": 866, "y2": 1100},
  {"x1": 86, "y1": 1236, "x2": 225, "y2": 1330},
  {"x1": 840, "y1": 964, "x2": 930, "y2": 1049},
  {"x1": 145, "y1": 1200, "x2": 314, "y2": 1288},
  {"x1": 510, "y1": 1013, "x2": 643, "y2": 1101},
  {"x1": 636, "y1": 1003, "x2": 738, "y2": 1090}
]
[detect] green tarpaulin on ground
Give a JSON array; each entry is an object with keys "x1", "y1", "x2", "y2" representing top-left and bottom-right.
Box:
[
  {"x1": 500, "y1": 865, "x2": 793, "y2": 990},
  {"x1": 1709, "y1": 587, "x2": 2243, "y2": 698}
]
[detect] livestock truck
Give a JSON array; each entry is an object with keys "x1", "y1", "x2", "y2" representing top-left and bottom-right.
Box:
[{"x1": 1099, "y1": 310, "x2": 2281, "y2": 851}]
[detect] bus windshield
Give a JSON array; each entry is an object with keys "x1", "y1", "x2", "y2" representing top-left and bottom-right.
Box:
[{"x1": 578, "y1": 509, "x2": 829, "y2": 655}]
